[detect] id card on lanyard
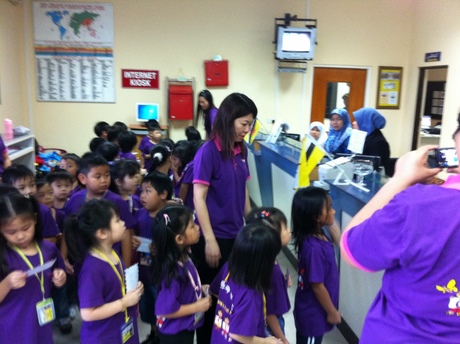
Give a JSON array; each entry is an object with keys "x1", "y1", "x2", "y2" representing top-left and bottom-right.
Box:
[
  {"x1": 93, "y1": 248, "x2": 133, "y2": 343},
  {"x1": 13, "y1": 243, "x2": 56, "y2": 326},
  {"x1": 179, "y1": 259, "x2": 204, "y2": 325}
]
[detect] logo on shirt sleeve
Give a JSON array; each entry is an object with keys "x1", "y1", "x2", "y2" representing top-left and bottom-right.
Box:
[{"x1": 436, "y1": 279, "x2": 460, "y2": 315}]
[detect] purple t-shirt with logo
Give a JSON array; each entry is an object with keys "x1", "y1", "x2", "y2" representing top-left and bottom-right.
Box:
[
  {"x1": 266, "y1": 263, "x2": 291, "y2": 317},
  {"x1": 294, "y1": 235, "x2": 339, "y2": 337},
  {"x1": 175, "y1": 161, "x2": 195, "y2": 211},
  {"x1": 39, "y1": 203, "x2": 60, "y2": 238},
  {"x1": 0, "y1": 240, "x2": 65, "y2": 344},
  {"x1": 193, "y1": 139, "x2": 249, "y2": 239},
  {"x1": 138, "y1": 136, "x2": 155, "y2": 171},
  {"x1": 118, "y1": 151, "x2": 137, "y2": 161},
  {"x1": 210, "y1": 263, "x2": 266, "y2": 343},
  {"x1": 342, "y1": 181, "x2": 460, "y2": 343},
  {"x1": 79, "y1": 254, "x2": 139, "y2": 344},
  {"x1": 155, "y1": 259, "x2": 204, "y2": 334}
]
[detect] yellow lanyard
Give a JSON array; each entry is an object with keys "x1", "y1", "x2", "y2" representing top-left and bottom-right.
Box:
[
  {"x1": 13, "y1": 243, "x2": 45, "y2": 300},
  {"x1": 93, "y1": 248, "x2": 129, "y2": 323}
]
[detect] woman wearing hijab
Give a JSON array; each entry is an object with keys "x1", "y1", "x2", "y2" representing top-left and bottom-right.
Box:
[
  {"x1": 309, "y1": 121, "x2": 328, "y2": 147},
  {"x1": 352, "y1": 107, "x2": 391, "y2": 173},
  {"x1": 324, "y1": 108, "x2": 352, "y2": 155}
]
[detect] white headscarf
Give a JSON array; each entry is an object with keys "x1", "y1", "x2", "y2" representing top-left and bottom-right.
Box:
[{"x1": 309, "y1": 121, "x2": 328, "y2": 147}]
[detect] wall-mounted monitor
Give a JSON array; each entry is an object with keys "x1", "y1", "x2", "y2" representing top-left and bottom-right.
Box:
[
  {"x1": 136, "y1": 103, "x2": 159, "y2": 122},
  {"x1": 276, "y1": 26, "x2": 316, "y2": 60}
]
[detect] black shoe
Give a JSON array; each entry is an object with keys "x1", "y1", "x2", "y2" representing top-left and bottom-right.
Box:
[
  {"x1": 141, "y1": 333, "x2": 160, "y2": 344},
  {"x1": 58, "y1": 317, "x2": 72, "y2": 334}
]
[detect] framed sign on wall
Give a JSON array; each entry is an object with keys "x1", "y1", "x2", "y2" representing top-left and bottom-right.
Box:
[{"x1": 376, "y1": 66, "x2": 403, "y2": 110}]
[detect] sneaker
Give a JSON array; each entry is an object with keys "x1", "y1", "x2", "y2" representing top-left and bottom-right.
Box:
[{"x1": 58, "y1": 317, "x2": 72, "y2": 334}]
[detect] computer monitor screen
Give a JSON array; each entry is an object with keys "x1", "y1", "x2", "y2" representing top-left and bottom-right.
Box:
[{"x1": 136, "y1": 103, "x2": 159, "y2": 122}]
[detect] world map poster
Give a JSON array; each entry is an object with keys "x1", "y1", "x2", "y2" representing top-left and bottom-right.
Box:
[{"x1": 33, "y1": 2, "x2": 115, "y2": 102}]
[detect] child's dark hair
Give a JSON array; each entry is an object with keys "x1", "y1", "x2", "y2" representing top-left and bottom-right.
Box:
[
  {"x1": 94, "y1": 121, "x2": 110, "y2": 137},
  {"x1": 149, "y1": 144, "x2": 171, "y2": 173},
  {"x1": 107, "y1": 126, "x2": 123, "y2": 144},
  {"x1": 113, "y1": 121, "x2": 128, "y2": 132},
  {"x1": 145, "y1": 119, "x2": 161, "y2": 132},
  {"x1": 64, "y1": 199, "x2": 119, "y2": 263},
  {"x1": 35, "y1": 178, "x2": 49, "y2": 190},
  {"x1": 2, "y1": 164, "x2": 35, "y2": 185},
  {"x1": 109, "y1": 160, "x2": 141, "y2": 194},
  {"x1": 185, "y1": 126, "x2": 202, "y2": 141},
  {"x1": 118, "y1": 131, "x2": 138, "y2": 153},
  {"x1": 172, "y1": 141, "x2": 193, "y2": 176},
  {"x1": 228, "y1": 223, "x2": 281, "y2": 292},
  {"x1": 141, "y1": 172, "x2": 173, "y2": 201},
  {"x1": 78, "y1": 153, "x2": 109, "y2": 176},
  {"x1": 89, "y1": 137, "x2": 106, "y2": 152},
  {"x1": 245, "y1": 207, "x2": 287, "y2": 234},
  {"x1": 291, "y1": 186, "x2": 330, "y2": 252},
  {"x1": 0, "y1": 192, "x2": 43, "y2": 276},
  {"x1": 159, "y1": 138, "x2": 175, "y2": 151},
  {"x1": 96, "y1": 141, "x2": 119, "y2": 162},
  {"x1": 61, "y1": 153, "x2": 81, "y2": 166},
  {"x1": 46, "y1": 169, "x2": 73, "y2": 185},
  {"x1": 151, "y1": 205, "x2": 194, "y2": 287}
]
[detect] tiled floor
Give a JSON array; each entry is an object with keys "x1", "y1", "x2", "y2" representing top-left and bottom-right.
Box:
[{"x1": 53, "y1": 251, "x2": 348, "y2": 344}]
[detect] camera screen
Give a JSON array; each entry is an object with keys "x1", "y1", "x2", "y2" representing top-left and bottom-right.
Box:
[{"x1": 437, "y1": 148, "x2": 459, "y2": 168}]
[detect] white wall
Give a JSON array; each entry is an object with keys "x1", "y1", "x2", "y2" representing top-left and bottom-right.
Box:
[{"x1": 1, "y1": 0, "x2": 459, "y2": 158}]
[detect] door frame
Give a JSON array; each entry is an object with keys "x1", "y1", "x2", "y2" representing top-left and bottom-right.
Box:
[{"x1": 310, "y1": 64, "x2": 372, "y2": 123}]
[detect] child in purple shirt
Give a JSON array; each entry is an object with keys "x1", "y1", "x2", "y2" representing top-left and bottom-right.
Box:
[
  {"x1": 109, "y1": 159, "x2": 142, "y2": 215},
  {"x1": 0, "y1": 192, "x2": 66, "y2": 344},
  {"x1": 64, "y1": 154, "x2": 137, "y2": 267},
  {"x1": 246, "y1": 207, "x2": 292, "y2": 344},
  {"x1": 118, "y1": 130, "x2": 139, "y2": 162},
  {"x1": 292, "y1": 187, "x2": 341, "y2": 344},
  {"x1": 64, "y1": 199, "x2": 144, "y2": 344},
  {"x1": 139, "y1": 120, "x2": 162, "y2": 171},
  {"x1": 210, "y1": 223, "x2": 282, "y2": 344},
  {"x1": 59, "y1": 153, "x2": 83, "y2": 198},
  {"x1": 152, "y1": 205, "x2": 212, "y2": 344}
]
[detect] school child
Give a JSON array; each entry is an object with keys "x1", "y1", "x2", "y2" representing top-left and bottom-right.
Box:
[
  {"x1": 0, "y1": 192, "x2": 67, "y2": 343},
  {"x1": 64, "y1": 153, "x2": 137, "y2": 267},
  {"x1": 110, "y1": 159, "x2": 142, "y2": 215},
  {"x1": 94, "y1": 121, "x2": 110, "y2": 139},
  {"x1": 246, "y1": 207, "x2": 292, "y2": 344},
  {"x1": 64, "y1": 199, "x2": 144, "y2": 343},
  {"x1": 2, "y1": 165, "x2": 60, "y2": 243},
  {"x1": 118, "y1": 130, "x2": 139, "y2": 161},
  {"x1": 152, "y1": 205, "x2": 212, "y2": 344},
  {"x1": 97, "y1": 141, "x2": 120, "y2": 163},
  {"x1": 46, "y1": 169, "x2": 73, "y2": 211},
  {"x1": 89, "y1": 137, "x2": 106, "y2": 152},
  {"x1": 139, "y1": 119, "x2": 162, "y2": 172},
  {"x1": 132, "y1": 171, "x2": 172, "y2": 344},
  {"x1": 210, "y1": 223, "x2": 282, "y2": 344},
  {"x1": 185, "y1": 126, "x2": 202, "y2": 142},
  {"x1": 291, "y1": 186, "x2": 341, "y2": 344},
  {"x1": 59, "y1": 153, "x2": 82, "y2": 197},
  {"x1": 150, "y1": 144, "x2": 173, "y2": 176},
  {"x1": 35, "y1": 178, "x2": 65, "y2": 231}
]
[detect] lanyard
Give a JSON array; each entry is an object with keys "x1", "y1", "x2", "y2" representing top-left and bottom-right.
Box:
[
  {"x1": 178, "y1": 258, "x2": 202, "y2": 300},
  {"x1": 13, "y1": 243, "x2": 45, "y2": 300},
  {"x1": 93, "y1": 248, "x2": 129, "y2": 323}
]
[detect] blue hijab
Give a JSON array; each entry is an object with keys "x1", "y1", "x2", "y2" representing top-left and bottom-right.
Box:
[
  {"x1": 325, "y1": 108, "x2": 352, "y2": 153},
  {"x1": 353, "y1": 107, "x2": 386, "y2": 136}
]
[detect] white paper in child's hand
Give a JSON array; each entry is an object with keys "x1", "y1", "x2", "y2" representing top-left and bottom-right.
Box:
[
  {"x1": 135, "y1": 236, "x2": 152, "y2": 254},
  {"x1": 26, "y1": 258, "x2": 56, "y2": 277},
  {"x1": 124, "y1": 263, "x2": 139, "y2": 292}
]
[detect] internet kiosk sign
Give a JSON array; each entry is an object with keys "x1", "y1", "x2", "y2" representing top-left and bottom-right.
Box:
[{"x1": 122, "y1": 69, "x2": 159, "y2": 89}]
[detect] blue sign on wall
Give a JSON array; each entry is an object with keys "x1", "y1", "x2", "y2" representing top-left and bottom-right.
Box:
[{"x1": 425, "y1": 52, "x2": 441, "y2": 62}]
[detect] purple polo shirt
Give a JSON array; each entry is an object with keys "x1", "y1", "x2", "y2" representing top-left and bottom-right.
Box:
[
  {"x1": 79, "y1": 254, "x2": 139, "y2": 344},
  {"x1": 138, "y1": 136, "x2": 156, "y2": 171},
  {"x1": 135, "y1": 208, "x2": 155, "y2": 284},
  {"x1": 39, "y1": 203, "x2": 60, "y2": 238},
  {"x1": 0, "y1": 134, "x2": 7, "y2": 175},
  {"x1": 175, "y1": 161, "x2": 195, "y2": 211},
  {"x1": 210, "y1": 263, "x2": 266, "y2": 343},
  {"x1": 65, "y1": 189, "x2": 137, "y2": 254},
  {"x1": 193, "y1": 138, "x2": 249, "y2": 239},
  {"x1": 125, "y1": 194, "x2": 141, "y2": 215},
  {"x1": 0, "y1": 240, "x2": 65, "y2": 344},
  {"x1": 118, "y1": 151, "x2": 137, "y2": 161},
  {"x1": 155, "y1": 259, "x2": 204, "y2": 334},
  {"x1": 342, "y1": 182, "x2": 460, "y2": 343},
  {"x1": 266, "y1": 262, "x2": 291, "y2": 317},
  {"x1": 294, "y1": 235, "x2": 339, "y2": 337}
]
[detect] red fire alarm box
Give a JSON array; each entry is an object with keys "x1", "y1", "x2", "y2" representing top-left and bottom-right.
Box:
[
  {"x1": 204, "y1": 60, "x2": 229, "y2": 87},
  {"x1": 169, "y1": 85, "x2": 194, "y2": 120}
]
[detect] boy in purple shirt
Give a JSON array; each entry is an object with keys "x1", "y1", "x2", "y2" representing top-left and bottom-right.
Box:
[
  {"x1": 64, "y1": 154, "x2": 136, "y2": 267},
  {"x1": 139, "y1": 120, "x2": 162, "y2": 171},
  {"x1": 118, "y1": 130, "x2": 139, "y2": 161}
]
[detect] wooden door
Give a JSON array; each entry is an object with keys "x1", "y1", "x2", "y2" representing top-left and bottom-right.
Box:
[{"x1": 311, "y1": 67, "x2": 367, "y2": 123}]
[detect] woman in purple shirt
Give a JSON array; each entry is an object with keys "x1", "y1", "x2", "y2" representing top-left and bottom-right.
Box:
[
  {"x1": 195, "y1": 89, "x2": 218, "y2": 138},
  {"x1": 193, "y1": 92, "x2": 257, "y2": 343}
]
